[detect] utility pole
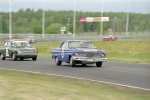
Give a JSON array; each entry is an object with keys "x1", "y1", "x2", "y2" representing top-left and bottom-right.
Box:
[
  {"x1": 73, "y1": 0, "x2": 76, "y2": 37},
  {"x1": 126, "y1": 0, "x2": 130, "y2": 35},
  {"x1": 100, "y1": 0, "x2": 103, "y2": 36},
  {"x1": 67, "y1": 18, "x2": 70, "y2": 34},
  {"x1": 9, "y1": 0, "x2": 12, "y2": 39},
  {"x1": 42, "y1": 0, "x2": 45, "y2": 37},
  {"x1": 114, "y1": 17, "x2": 117, "y2": 35},
  {"x1": 0, "y1": 15, "x2": 2, "y2": 33}
]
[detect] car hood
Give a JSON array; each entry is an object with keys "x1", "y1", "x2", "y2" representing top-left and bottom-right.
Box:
[
  {"x1": 75, "y1": 48, "x2": 106, "y2": 53},
  {"x1": 17, "y1": 47, "x2": 36, "y2": 51}
]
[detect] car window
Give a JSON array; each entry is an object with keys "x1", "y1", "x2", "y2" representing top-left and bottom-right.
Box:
[
  {"x1": 69, "y1": 41, "x2": 95, "y2": 48},
  {"x1": 3, "y1": 41, "x2": 8, "y2": 47},
  {"x1": 7, "y1": 42, "x2": 12, "y2": 47},
  {"x1": 13, "y1": 42, "x2": 31, "y2": 47},
  {"x1": 69, "y1": 41, "x2": 80, "y2": 48},
  {"x1": 60, "y1": 42, "x2": 68, "y2": 48}
]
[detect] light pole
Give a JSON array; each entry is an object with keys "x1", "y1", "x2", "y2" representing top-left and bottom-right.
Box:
[
  {"x1": 73, "y1": 0, "x2": 76, "y2": 37},
  {"x1": 42, "y1": 0, "x2": 45, "y2": 37},
  {"x1": 114, "y1": 17, "x2": 117, "y2": 35},
  {"x1": 67, "y1": 18, "x2": 70, "y2": 34},
  {"x1": 0, "y1": 15, "x2": 2, "y2": 33},
  {"x1": 126, "y1": 0, "x2": 130, "y2": 35},
  {"x1": 100, "y1": 0, "x2": 103, "y2": 36},
  {"x1": 9, "y1": 0, "x2": 12, "y2": 39}
]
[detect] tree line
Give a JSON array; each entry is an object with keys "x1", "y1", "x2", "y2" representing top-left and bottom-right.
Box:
[{"x1": 0, "y1": 8, "x2": 150, "y2": 35}]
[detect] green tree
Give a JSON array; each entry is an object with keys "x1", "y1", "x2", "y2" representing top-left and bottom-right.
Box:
[
  {"x1": 45, "y1": 23, "x2": 62, "y2": 34},
  {"x1": 29, "y1": 18, "x2": 40, "y2": 33},
  {"x1": 14, "y1": 27, "x2": 29, "y2": 33},
  {"x1": 33, "y1": 25, "x2": 42, "y2": 34},
  {"x1": 2, "y1": 20, "x2": 8, "y2": 33},
  {"x1": 15, "y1": 18, "x2": 24, "y2": 27}
]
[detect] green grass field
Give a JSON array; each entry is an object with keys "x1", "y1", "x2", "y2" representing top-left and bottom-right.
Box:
[{"x1": 0, "y1": 69, "x2": 150, "y2": 100}]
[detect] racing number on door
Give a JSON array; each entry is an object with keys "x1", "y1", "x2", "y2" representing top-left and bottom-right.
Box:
[
  {"x1": 61, "y1": 49, "x2": 64, "y2": 58},
  {"x1": 6, "y1": 48, "x2": 9, "y2": 56}
]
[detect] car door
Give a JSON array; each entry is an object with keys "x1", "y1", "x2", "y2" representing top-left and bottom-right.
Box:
[
  {"x1": 59, "y1": 42, "x2": 68, "y2": 62},
  {"x1": 3, "y1": 41, "x2": 9, "y2": 57},
  {"x1": 6, "y1": 41, "x2": 12, "y2": 57},
  {"x1": 8, "y1": 42, "x2": 14, "y2": 57}
]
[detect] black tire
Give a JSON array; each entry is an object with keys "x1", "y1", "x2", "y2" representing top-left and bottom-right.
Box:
[
  {"x1": 96, "y1": 62, "x2": 102, "y2": 67},
  {"x1": 1, "y1": 53, "x2": 5, "y2": 60},
  {"x1": 32, "y1": 57, "x2": 37, "y2": 61},
  {"x1": 12, "y1": 53, "x2": 17, "y2": 61},
  {"x1": 70, "y1": 56, "x2": 76, "y2": 67},
  {"x1": 20, "y1": 58, "x2": 24, "y2": 61},
  {"x1": 55, "y1": 56, "x2": 62, "y2": 65}
]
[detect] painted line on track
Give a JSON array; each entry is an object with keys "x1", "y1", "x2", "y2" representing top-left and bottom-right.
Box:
[{"x1": 0, "y1": 68, "x2": 150, "y2": 91}]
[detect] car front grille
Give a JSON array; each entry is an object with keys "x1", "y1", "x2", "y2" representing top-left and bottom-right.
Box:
[
  {"x1": 86, "y1": 53, "x2": 95, "y2": 57},
  {"x1": 78, "y1": 52, "x2": 104, "y2": 58},
  {"x1": 19, "y1": 51, "x2": 37, "y2": 55}
]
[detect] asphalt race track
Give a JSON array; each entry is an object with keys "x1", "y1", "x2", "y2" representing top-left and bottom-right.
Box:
[{"x1": 0, "y1": 57, "x2": 150, "y2": 91}]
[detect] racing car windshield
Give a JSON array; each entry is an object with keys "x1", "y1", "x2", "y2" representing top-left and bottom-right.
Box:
[
  {"x1": 69, "y1": 41, "x2": 95, "y2": 48},
  {"x1": 13, "y1": 41, "x2": 31, "y2": 48}
]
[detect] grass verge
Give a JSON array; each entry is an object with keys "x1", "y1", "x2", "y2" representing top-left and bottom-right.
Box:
[{"x1": 0, "y1": 69, "x2": 150, "y2": 100}]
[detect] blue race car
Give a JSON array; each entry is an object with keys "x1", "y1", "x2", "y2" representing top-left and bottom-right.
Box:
[{"x1": 52, "y1": 40, "x2": 107, "y2": 67}]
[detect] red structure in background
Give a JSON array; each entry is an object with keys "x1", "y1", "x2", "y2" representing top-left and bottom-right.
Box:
[{"x1": 79, "y1": 18, "x2": 86, "y2": 22}]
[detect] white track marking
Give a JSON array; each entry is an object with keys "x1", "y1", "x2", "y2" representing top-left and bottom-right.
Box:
[{"x1": 0, "y1": 68, "x2": 150, "y2": 91}]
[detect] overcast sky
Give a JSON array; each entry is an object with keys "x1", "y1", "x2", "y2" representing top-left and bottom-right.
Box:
[{"x1": 0, "y1": 0, "x2": 150, "y2": 13}]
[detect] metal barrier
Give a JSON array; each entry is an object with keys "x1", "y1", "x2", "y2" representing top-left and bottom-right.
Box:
[{"x1": 0, "y1": 33, "x2": 150, "y2": 41}]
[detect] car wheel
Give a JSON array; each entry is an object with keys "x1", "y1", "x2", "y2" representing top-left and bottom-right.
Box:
[
  {"x1": 20, "y1": 58, "x2": 24, "y2": 61},
  {"x1": 12, "y1": 53, "x2": 17, "y2": 61},
  {"x1": 32, "y1": 57, "x2": 37, "y2": 61},
  {"x1": 96, "y1": 62, "x2": 102, "y2": 67},
  {"x1": 70, "y1": 56, "x2": 76, "y2": 67},
  {"x1": 55, "y1": 56, "x2": 62, "y2": 65},
  {"x1": 1, "y1": 53, "x2": 5, "y2": 60}
]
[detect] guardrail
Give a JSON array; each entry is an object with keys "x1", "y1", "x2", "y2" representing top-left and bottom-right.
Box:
[{"x1": 0, "y1": 33, "x2": 150, "y2": 41}]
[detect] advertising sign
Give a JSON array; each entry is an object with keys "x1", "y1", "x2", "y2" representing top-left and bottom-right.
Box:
[
  {"x1": 94, "y1": 17, "x2": 101, "y2": 22},
  {"x1": 79, "y1": 18, "x2": 86, "y2": 22},
  {"x1": 79, "y1": 17, "x2": 109, "y2": 22},
  {"x1": 101, "y1": 17, "x2": 109, "y2": 21},
  {"x1": 86, "y1": 17, "x2": 94, "y2": 22}
]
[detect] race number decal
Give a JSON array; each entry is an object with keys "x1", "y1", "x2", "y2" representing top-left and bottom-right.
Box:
[
  {"x1": 61, "y1": 49, "x2": 64, "y2": 58},
  {"x1": 6, "y1": 48, "x2": 9, "y2": 56}
]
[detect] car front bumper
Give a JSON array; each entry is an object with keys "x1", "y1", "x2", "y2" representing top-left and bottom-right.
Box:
[
  {"x1": 72, "y1": 56, "x2": 107, "y2": 63},
  {"x1": 16, "y1": 53, "x2": 37, "y2": 58}
]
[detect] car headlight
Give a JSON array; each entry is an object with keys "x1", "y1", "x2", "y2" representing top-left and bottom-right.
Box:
[
  {"x1": 75, "y1": 52, "x2": 79, "y2": 56},
  {"x1": 17, "y1": 49, "x2": 21, "y2": 53},
  {"x1": 35, "y1": 49, "x2": 38, "y2": 53},
  {"x1": 101, "y1": 53, "x2": 106, "y2": 58}
]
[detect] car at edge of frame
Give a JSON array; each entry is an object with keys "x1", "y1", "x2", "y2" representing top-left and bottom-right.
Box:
[{"x1": 0, "y1": 39, "x2": 38, "y2": 61}]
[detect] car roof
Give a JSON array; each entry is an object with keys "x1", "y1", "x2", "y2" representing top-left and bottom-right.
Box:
[
  {"x1": 64, "y1": 40, "x2": 91, "y2": 42},
  {"x1": 27, "y1": 36, "x2": 35, "y2": 37},
  {"x1": 6, "y1": 39, "x2": 27, "y2": 42}
]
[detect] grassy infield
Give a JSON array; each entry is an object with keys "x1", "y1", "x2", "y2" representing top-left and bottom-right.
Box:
[{"x1": 0, "y1": 38, "x2": 150, "y2": 100}]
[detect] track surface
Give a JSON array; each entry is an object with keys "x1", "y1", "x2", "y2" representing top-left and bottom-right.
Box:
[{"x1": 0, "y1": 57, "x2": 150, "y2": 90}]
